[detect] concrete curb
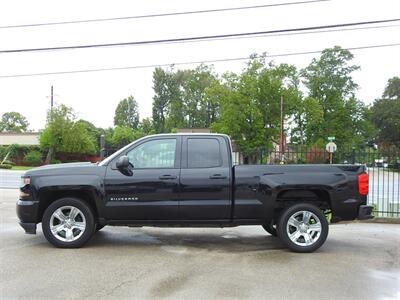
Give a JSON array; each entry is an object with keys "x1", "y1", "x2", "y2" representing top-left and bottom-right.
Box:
[{"x1": 361, "y1": 217, "x2": 400, "y2": 224}]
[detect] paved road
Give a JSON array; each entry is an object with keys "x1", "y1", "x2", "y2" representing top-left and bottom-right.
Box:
[
  {"x1": 1, "y1": 189, "x2": 399, "y2": 299},
  {"x1": 0, "y1": 170, "x2": 25, "y2": 189}
]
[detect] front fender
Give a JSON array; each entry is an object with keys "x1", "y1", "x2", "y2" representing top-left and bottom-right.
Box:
[{"x1": 33, "y1": 175, "x2": 105, "y2": 218}]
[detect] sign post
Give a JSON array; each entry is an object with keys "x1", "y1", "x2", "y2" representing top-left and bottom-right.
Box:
[{"x1": 326, "y1": 141, "x2": 337, "y2": 164}]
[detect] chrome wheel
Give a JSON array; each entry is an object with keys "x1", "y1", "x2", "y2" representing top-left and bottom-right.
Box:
[
  {"x1": 286, "y1": 210, "x2": 322, "y2": 247},
  {"x1": 49, "y1": 206, "x2": 86, "y2": 242}
]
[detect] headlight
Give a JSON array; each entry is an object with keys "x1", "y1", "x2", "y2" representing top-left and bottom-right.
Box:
[{"x1": 20, "y1": 176, "x2": 31, "y2": 187}]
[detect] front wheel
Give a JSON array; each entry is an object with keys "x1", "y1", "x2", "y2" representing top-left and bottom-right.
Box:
[
  {"x1": 42, "y1": 197, "x2": 95, "y2": 248},
  {"x1": 277, "y1": 203, "x2": 328, "y2": 253}
]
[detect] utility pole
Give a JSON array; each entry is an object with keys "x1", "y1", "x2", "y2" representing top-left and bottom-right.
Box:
[
  {"x1": 280, "y1": 95, "x2": 285, "y2": 164},
  {"x1": 45, "y1": 85, "x2": 54, "y2": 164},
  {"x1": 50, "y1": 85, "x2": 54, "y2": 112}
]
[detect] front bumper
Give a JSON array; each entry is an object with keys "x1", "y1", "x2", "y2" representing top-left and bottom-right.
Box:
[
  {"x1": 19, "y1": 221, "x2": 37, "y2": 234},
  {"x1": 358, "y1": 205, "x2": 374, "y2": 220},
  {"x1": 16, "y1": 199, "x2": 39, "y2": 234}
]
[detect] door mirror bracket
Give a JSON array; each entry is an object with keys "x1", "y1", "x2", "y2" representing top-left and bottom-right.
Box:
[{"x1": 116, "y1": 155, "x2": 132, "y2": 175}]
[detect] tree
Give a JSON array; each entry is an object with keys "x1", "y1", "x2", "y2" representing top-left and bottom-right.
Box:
[
  {"x1": 138, "y1": 118, "x2": 155, "y2": 136},
  {"x1": 383, "y1": 76, "x2": 400, "y2": 99},
  {"x1": 290, "y1": 97, "x2": 324, "y2": 145},
  {"x1": 0, "y1": 112, "x2": 29, "y2": 132},
  {"x1": 211, "y1": 55, "x2": 301, "y2": 162},
  {"x1": 152, "y1": 65, "x2": 219, "y2": 133},
  {"x1": 152, "y1": 67, "x2": 187, "y2": 133},
  {"x1": 111, "y1": 126, "x2": 136, "y2": 148},
  {"x1": 371, "y1": 77, "x2": 400, "y2": 147},
  {"x1": 301, "y1": 46, "x2": 371, "y2": 148},
  {"x1": 76, "y1": 119, "x2": 101, "y2": 143},
  {"x1": 114, "y1": 96, "x2": 140, "y2": 129},
  {"x1": 152, "y1": 68, "x2": 171, "y2": 133},
  {"x1": 40, "y1": 104, "x2": 97, "y2": 163},
  {"x1": 181, "y1": 65, "x2": 219, "y2": 128}
]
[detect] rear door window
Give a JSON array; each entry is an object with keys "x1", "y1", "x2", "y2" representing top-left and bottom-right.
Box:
[{"x1": 188, "y1": 138, "x2": 221, "y2": 168}]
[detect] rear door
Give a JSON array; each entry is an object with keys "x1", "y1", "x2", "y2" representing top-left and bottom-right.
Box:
[{"x1": 179, "y1": 136, "x2": 231, "y2": 220}]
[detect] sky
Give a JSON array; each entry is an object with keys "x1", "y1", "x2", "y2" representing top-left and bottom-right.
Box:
[{"x1": 0, "y1": 0, "x2": 399, "y2": 131}]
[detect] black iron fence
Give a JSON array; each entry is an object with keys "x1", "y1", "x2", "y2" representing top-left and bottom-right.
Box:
[{"x1": 255, "y1": 146, "x2": 400, "y2": 217}]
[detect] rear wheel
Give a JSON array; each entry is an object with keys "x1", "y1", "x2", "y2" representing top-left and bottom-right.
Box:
[
  {"x1": 277, "y1": 203, "x2": 328, "y2": 253},
  {"x1": 42, "y1": 197, "x2": 95, "y2": 248}
]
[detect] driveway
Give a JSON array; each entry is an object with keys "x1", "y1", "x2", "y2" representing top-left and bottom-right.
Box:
[{"x1": 1, "y1": 189, "x2": 399, "y2": 299}]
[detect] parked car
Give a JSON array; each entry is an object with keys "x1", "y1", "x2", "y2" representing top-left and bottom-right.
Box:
[{"x1": 17, "y1": 133, "x2": 371, "y2": 252}]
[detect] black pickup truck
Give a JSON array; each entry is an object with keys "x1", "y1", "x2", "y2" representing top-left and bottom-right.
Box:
[{"x1": 17, "y1": 133, "x2": 372, "y2": 252}]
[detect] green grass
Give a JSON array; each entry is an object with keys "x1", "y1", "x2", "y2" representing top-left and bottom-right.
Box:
[{"x1": 11, "y1": 166, "x2": 34, "y2": 171}]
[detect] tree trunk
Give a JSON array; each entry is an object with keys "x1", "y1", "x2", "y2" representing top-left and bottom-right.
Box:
[{"x1": 44, "y1": 147, "x2": 54, "y2": 165}]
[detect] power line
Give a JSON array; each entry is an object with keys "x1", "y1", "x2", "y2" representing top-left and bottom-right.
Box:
[
  {"x1": 1, "y1": 43, "x2": 398, "y2": 78},
  {"x1": 1, "y1": 19, "x2": 399, "y2": 54},
  {"x1": 0, "y1": 0, "x2": 330, "y2": 29},
  {"x1": 170, "y1": 24, "x2": 400, "y2": 45}
]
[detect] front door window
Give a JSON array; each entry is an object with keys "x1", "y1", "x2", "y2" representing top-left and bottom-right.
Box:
[{"x1": 126, "y1": 139, "x2": 176, "y2": 169}]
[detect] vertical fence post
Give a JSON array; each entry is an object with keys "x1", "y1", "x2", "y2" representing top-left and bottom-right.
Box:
[
  {"x1": 100, "y1": 135, "x2": 105, "y2": 160},
  {"x1": 351, "y1": 147, "x2": 356, "y2": 164}
]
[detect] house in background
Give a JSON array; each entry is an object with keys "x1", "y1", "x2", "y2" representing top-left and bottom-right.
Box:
[{"x1": 0, "y1": 132, "x2": 40, "y2": 146}]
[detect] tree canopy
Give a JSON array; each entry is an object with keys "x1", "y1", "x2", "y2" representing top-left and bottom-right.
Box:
[
  {"x1": 152, "y1": 65, "x2": 219, "y2": 133},
  {"x1": 210, "y1": 56, "x2": 302, "y2": 161},
  {"x1": 371, "y1": 76, "x2": 400, "y2": 147},
  {"x1": 301, "y1": 46, "x2": 372, "y2": 148},
  {"x1": 0, "y1": 112, "x2": 29, "y2": 132},
  {"x1": 30, "y1": 47, "x2": 399, "y2": 162},
  {"x1": 114, "y1": 96, "x2": 140, "y2": 129},
  {"x1": 40, "y1": 105, "x2": 97, "y2": 155}
]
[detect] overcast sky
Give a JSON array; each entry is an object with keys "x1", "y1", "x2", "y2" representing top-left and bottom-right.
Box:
[{"x1": 0, "y1": 0, "x2": 399, "y2": 131}]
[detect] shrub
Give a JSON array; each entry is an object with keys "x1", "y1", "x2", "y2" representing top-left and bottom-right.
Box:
[
  {"x1": 23, "y1": 150, "x2": 42, "y2": 166},
  {"x1": 0, "y1": 164, "x2": 12, "y2": 169},
  {"x1": 2, "y1": 160, "x2": 15, "y2": 166},
  {"x1": 50, "y1": 159, "x2": 61, "y2": 164}
]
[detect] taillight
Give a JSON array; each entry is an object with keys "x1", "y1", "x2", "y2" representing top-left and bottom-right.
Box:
[{"x1": 358, "y1": 173, "x2": 369, "y2": 195}]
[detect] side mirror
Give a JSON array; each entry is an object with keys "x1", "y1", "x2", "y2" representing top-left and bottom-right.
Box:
[{"x1": 116, "y1": 155, "x2": 130, "y2": 170}]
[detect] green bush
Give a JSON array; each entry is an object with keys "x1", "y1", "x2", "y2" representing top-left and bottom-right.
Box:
[
  {"x1": 23, "y1": 150, "x2": 42, "y2": 166},
  {"x1": 0, "y1": 164, "x2": 12, "y2": 169},
  {"x1": 2, "y1": 160, "x2": 15, "y2": 166},
  {"x1": 50, "y1": 159, "x2": 62, "y2": 164}
]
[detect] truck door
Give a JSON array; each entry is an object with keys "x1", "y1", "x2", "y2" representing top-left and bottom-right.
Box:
[
  {"x1": 104, "y1": 137, "x2": 181, "y2": 220},
  {"x1": 179, "y1": 136, "x2": 231, "y2": 220}
]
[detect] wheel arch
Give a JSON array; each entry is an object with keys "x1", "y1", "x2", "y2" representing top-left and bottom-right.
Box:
[
  {"x1": 37, "y1": 187, "x2": 100, "y2": 222},
  {"x1": 276, "y1": 188, "x2": 331, "y2": 209},
  {"x1": 272, "y1": 188, "x2": 331, "y2": 222}
]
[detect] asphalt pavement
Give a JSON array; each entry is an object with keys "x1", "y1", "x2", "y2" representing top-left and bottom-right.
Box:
[{"x1": 1, "y1": 189, "x2": 399, "y2": 299}]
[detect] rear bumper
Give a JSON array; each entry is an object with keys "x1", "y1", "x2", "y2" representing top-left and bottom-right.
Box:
[{"x1": 358, "y1": 205, "x2": 374, "y2": 220}]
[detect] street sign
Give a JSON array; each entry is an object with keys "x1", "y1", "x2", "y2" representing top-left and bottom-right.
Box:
[
  {"x1": 326, "y1": 142, "x2": 337, "y2": 153},
  {"x1": 327, "y1": 136, "x2": 335, "y2": 141}
]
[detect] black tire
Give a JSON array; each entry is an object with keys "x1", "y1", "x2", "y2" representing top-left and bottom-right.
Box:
[
  {"x1": 262, "y1": 222, "x2": 277, "y2": 237},
  {"x1": 277, "y1": 203, "x2": 328, "y2": 253},
  {"x1": 42, "y1": 197, "x2": 96, "y2": 248}
]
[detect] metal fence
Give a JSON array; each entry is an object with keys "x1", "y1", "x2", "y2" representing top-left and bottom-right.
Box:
[{"x1": 256, "y1": 146, "x2": 400, "y2": 217}]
